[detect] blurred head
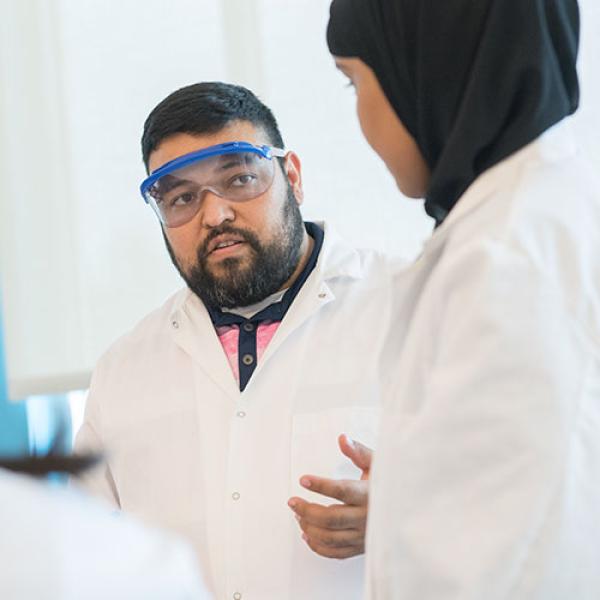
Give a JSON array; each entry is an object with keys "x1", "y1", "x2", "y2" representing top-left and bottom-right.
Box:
[
  {"x1": 0, "y1": 453, "x2": 101, "y2": 478},
  {"x1": 327, "y1": 0, "x2": 580, "y2": 224},
  {"x1": 141, "y1": 83, "x2": 307, "y2": 309}
]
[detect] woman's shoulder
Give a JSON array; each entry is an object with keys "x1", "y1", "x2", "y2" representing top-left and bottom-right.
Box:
[{"x1": 444, "y1": 130, "x2": 599, "y2": 266}]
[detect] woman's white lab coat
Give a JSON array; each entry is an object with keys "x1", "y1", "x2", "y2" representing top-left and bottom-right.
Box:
[
  {"x1": 0, "y1": 468, "x2": 211, "y2": 599},
  {"x1": 366, "y1": 121, "x2": 600, "y2": 599}
]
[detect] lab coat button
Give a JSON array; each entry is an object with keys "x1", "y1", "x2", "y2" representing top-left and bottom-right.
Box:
[
  {"x1": 233, "y1": 593, "x2": 242, "y2": 600},
  {"x1": 232, "y1": 492, "x2": 241, "y2": 501},
  {"x1": 318, "y1": 292, "x2": 327, "y2": 299},
  {"x1": 242, "y1": 354, "x2": 254, "y2": 366},
  {"x1": 243, "y1": 322, "x2": 254, "y2": 332},
  {"x1": 237, "y1": 411, "x2": 246, "y2": 418},
  {"x1": 171, "y1": 320, "x2": 179, "y2": 329}
]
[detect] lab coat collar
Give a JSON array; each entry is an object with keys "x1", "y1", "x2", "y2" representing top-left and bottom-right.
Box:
[
  {"x1": 425, "y1": 119, "x2": 578, "y2": 251},
  {"x1": 315, "y1": 221, "x2": 365, "y2": 281},
  {"x1": 167, "y1": 220, "x2": 365, "y2": 400},
  {"x1": 244, "y1": 221, "x2": 366, "y2": 390}
]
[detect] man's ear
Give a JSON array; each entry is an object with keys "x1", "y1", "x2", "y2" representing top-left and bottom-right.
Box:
[{"x1": 283, "y1": 151, "x2": 304, "y2": 205}]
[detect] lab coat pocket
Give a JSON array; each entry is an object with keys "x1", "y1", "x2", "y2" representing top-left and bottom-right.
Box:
[{"x1": 290, "y1": 406, "x2": 379, "y2": 503}]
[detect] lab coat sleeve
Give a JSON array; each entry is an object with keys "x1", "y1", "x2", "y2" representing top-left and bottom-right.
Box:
[
  {"x1": 370, "y1": 238, "x2": 593, "y2": 599},
  {"x1": 72, "y1": 360, "x2": 120, "y2": 508}
]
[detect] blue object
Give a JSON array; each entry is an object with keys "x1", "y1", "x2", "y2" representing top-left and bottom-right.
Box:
[
  {"x1": 0, "y1": 291, "x2": 72, "y2": 460},
  {"x1": 140, "y1": 141, "x2": 285, "y2": 200},
  {"x1": 27, "y1": 394, "x2": 72, "y2": 455},
  {"x1": 0, "y1": 291, "x2": 29, "y2": 457}
]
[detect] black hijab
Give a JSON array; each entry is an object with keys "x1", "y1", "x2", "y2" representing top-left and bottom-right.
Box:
[{"x1": 327, "y1": 0, "x2": 580, "y2": 225}]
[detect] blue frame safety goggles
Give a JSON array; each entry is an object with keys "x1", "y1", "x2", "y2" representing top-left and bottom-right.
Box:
[{"x1": 140, "y1": 141, "x2": 287, "y2": 228}]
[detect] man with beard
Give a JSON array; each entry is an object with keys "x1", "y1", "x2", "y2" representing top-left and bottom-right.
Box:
[{"x1": 75, "y1": 82, "x2": 401, "y2": 600}]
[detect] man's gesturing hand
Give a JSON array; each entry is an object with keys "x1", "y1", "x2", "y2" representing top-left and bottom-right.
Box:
[{"x1": 287, "y1": 434, "x2": 372, "y2": 559}]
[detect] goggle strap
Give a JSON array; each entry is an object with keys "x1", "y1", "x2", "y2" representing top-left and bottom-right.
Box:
[{"x1": 269, "y1": 147, "x2": 287, "y2": 158}]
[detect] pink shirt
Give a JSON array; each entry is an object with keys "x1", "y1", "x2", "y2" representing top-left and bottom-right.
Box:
[{"x1": 215, "y1": 321, "x2": 281, "y2": 384}]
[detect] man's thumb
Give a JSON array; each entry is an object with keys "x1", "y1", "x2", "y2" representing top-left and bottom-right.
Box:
[{"x1": 338, "y1": 433, "x2": 373, "y2": 474}]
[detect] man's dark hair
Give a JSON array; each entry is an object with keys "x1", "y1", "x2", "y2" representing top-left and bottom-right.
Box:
[{"x1": 141, "y1": 82, "x2": 285, "y2": 171}]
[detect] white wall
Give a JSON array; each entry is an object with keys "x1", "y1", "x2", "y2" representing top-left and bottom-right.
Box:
[
  {"x1": 0, "y1": 0, "x2": 597, "y2": 399},
  {"x1": 573, "y1": 0, "x2": 600, "y2": 167},
  {"x1": 0, "y1": 0, "x2": 231, "y2": 397}
]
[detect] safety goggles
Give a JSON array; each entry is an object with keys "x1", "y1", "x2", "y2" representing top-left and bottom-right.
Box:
[{"x1": 140, "y1": 141, "x2": 287, "y2": 228}]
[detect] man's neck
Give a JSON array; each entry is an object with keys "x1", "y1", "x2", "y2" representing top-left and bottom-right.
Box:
[{"x1": 277, "y1": 230, "x2": 314, "y2": 293}]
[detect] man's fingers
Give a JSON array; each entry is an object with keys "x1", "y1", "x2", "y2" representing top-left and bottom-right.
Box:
[
  {"x1": 302, "y1": 534, "x2": 364, "y2": 559},
  {"x1": 300, "y1": 523, "x2": 363, "y2": 549},
  {"x1": 288, "y1": 496, "x2": 368, "y2": 559},
  {"x1": 338, "y1": 434, "x2": 373, "y2": 475},
  {"x1": 289, "y1": 498, "x2": 365, "y2": 530},
  {"x1": 297, "y1": 475, "x2": 368, "y2": 505}
]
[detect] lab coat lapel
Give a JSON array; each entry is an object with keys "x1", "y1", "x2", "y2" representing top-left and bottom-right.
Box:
[
  {"x1": 166, "y1": 223, "x2": 363, "y2": 398},
  {"x1": 248, "y1": 223, "x2": 363, "y2": 385},
  {"x1": 251, "y1": 276, "x2": 335, "y2": 380},
  {"x1": 169, "y1": 291, "x2": 240, "y2": 402}
]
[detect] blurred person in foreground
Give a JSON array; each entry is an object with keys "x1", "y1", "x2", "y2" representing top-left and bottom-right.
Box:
[{"x1": 0, "y1": 454, "x2": 211, "y2": 599}]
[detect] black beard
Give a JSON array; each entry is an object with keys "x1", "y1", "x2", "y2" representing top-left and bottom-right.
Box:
[{"x1": 164, "y1": 186, "x2": 305, "y2": 309}]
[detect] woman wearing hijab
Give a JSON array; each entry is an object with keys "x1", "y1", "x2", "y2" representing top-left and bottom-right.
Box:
[{"x1": 327, "y1": 0, "x2": 599, "y2": 598}]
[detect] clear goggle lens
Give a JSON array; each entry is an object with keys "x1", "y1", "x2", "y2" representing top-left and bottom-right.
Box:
[{"x1": 141, "y1": 144, "x2": 285, "y2": 228}]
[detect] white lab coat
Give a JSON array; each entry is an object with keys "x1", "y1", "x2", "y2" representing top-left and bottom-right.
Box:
[
  {"x1": 75, "y1": 223, "x2": 402, "y2": 600},
  {"x1": 0, "y1": 468, "x2": 210, "y2": 599},
  {"x1": 366, "y1": 121, "x2": 600, "y2": 599}
]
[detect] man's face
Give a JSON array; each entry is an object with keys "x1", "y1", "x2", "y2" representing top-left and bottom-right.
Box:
[{"x1": 147, "y1": 121, "x2": 306, "y2": 308}]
